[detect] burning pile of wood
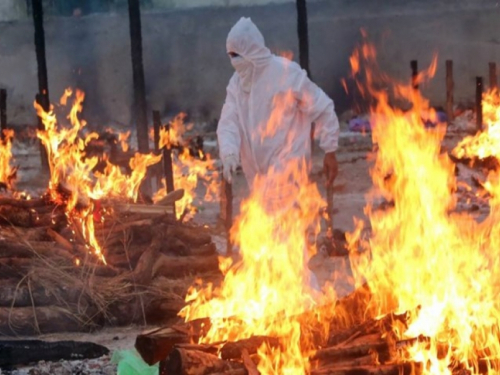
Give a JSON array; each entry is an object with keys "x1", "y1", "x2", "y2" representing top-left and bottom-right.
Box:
[
  {"x1": 133, "y1": 284, "x2": 499, "y2": 375},
  {"x1": 0, "y1": 187, "x2": 222, "y2": 335}
]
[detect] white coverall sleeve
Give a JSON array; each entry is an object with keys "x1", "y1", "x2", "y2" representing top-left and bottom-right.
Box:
[
  {"x1": 296, "y1": 72, "x2": 340, "y2": 153},
  {"x1": 217, "y1": 84, "x2": 241, "y2": 160}
]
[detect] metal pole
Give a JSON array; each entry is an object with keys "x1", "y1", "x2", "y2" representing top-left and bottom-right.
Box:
[
  {"x1": 476, "y1": 77, "x2": 483, "y2": 131},
  {"x1": 160, "y1": 118, "x2": 175, "y2": 218},
  {"x1": 0, "y1": 89, "x2": 6, "y2": 139},
  {"x1": 446, "y1": 60, "x2": 454, "y2": 122},
  {"x1": 221, "y1": 178, "x2": 233, "y2": 256},
  {"x1": 127, "y1": 0, "x2": 149, "y2": 155},
  {"x1": 31, "y1": 0, "x2": 50, "y2": 171},
  {"x1": 296, "y1": 0, "x2": 310, "y2": 78},
  {"x1": 152, "y1": 110, "x2": 163, "y2": 188}
]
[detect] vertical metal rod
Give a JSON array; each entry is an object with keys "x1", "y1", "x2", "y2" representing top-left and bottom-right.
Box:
[
  {"x1": 31, "y1": 0, "x2": 50, "y2": 171},
  {"x1": 411, "y1": 60, "x2": 418, "y2": 90},
  {"x1": 489, "y1": 62, "x2": 498, "y2": 92},
  {"x1": 161, "y1": 119, "x2": 175, "y2": 218},
  {"x1": 446, "y1": 60, "x2": 454, "y2": 122},
  {"x1": 0, "y1": 89, "x2": 6, "y2": 139},
  {"x1": 152, "y1": 110, "x2": 162, "y2": 186},
  {"x1": 476, "y1": 77, "x2": 483, "y2": 131},
  {"x1": 221, "y1": 178, "x2": 233, "y2": 256},
  {"x1": 296, "y1": 0, "x2": 310, "y2": 78},
  {"x1": 127, "y1": 0, "x2": 149, "y2": 155}
]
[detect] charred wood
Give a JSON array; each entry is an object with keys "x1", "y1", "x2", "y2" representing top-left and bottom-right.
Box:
[
  {"x1": 152, "y1": 253, "x2": 220, "y2": 279},
  {"x1": 163, "y1": 348, "x2": 245, "y2": 375},
  {"x1": 0, "y1": 339, "x2": 109, "y2": 367},
  {"x1": 221, "y1": 336, "x2": 280, "y2": 360},
  {"x1": 311, "y1": 362, "x2": 423, "y2": 375}
]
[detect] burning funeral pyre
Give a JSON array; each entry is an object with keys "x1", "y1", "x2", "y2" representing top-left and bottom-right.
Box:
[
  {"x1": 0, "y1": 88, "x2": 222, "y2": 336},
  {"x1": 135, "y1": 41, "x2": 500, "y2": 375}
]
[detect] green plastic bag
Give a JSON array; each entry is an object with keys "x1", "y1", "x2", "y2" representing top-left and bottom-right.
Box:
[{"x1": 111, "y1": 349, "x2": 159, "y2": 375}]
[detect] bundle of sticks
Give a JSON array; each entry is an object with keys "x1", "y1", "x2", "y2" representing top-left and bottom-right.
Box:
[{"x1": 0, "y1": 188, "x2": 222, "y2": 335}]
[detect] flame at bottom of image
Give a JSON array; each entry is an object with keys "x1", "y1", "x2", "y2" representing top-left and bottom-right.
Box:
[{"x1": 180, "y1": 161, "x2": 332, "y2": 374}]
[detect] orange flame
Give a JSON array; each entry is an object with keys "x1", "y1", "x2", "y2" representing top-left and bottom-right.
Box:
[
  {"x1": 347, "y1": 37, "x2": 500, "y2": 374},
  {"x1": 180, "y1": 82, "x2": 333, "y2": 373},
  {"x1": 453, "y1": 89, "x2": 500, "y2": 160},
  {"x1": 0, "y1": 129, "x2": 16, "y2": 189},
  {"x1": 153, "y1": 113, "x2": 218, "y2": 220},
  {"x1": 35, "y1": 88, "x2": 161, "y2": 263}
]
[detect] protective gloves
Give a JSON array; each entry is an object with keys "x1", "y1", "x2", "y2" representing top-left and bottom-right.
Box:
[{"x1": 222, "y1": 154, "x2": 239, "y2": 183}]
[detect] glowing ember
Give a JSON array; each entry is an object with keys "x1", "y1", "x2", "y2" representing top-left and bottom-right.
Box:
[
  {"x1": 347, "y1": 37, "x2": 500, "y2": 374},
  {"x1": 0, "y1": 129, "x2": 16, "y2": 189},
  {"x1": 153, "y1": 113, "x2": 219, "y2": 220}
]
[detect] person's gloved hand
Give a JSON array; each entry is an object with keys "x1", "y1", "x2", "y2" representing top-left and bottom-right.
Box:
[{"x1": 222, "y1": 154, "x2": 239, "y2": 183}]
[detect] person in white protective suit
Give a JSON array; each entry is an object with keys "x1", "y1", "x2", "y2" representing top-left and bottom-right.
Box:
[{"x1": 217, "y1": 17, "x2": 340, "y2": 291}]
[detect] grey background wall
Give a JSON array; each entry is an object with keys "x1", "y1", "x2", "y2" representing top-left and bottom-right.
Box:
[{"x1": 0, "y1": 0, "x2": 499, "y2": 127}]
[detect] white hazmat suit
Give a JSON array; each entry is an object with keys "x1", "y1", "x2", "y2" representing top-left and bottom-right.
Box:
[
  {"x1": 217, "y1": 17, "x2": 340, "y2": 292},
  {"x1": 217, "y1": 17, "x2": 340, "y2": 187}
]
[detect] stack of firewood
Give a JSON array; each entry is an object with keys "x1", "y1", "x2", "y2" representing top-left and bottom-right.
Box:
[
  {"x1": 0, "y1": 188, "x2": 222, "y2": 335},
  {"x1": 134, "y1": 284, "x2": 498, "y2": 375}
]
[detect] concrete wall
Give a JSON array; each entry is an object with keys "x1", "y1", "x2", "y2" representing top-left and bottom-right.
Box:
[
  {"x1": 0, "y1": 0, "x2": 26, "y2": 22},
  {"x1": 0, "y1": 0, "x2": 499, "y2": 127}
]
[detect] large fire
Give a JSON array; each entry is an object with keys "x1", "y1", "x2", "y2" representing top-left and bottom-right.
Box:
[
  {"x1": 179, "y1": 38, "x2": 500, "y2": 374},
  {"x1": 180, "y1": 78, "x2": 336, "y2": 373},
  {"x1": 34, "y1": 89, "x2": 162, "y2": 262},
  {"x1": 346, "y1": 39, "x2": 500, "y2": 374},
  {"x1": 33, "y1": 88, "x2": 218, "y2": 262},
  {"x1": 181, "y1": 161, "x2": 330, "y2": 374}
]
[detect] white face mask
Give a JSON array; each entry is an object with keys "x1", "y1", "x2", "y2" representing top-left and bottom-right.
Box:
[{"x1": 230, "y1": 55, "x2": 253, "y2": 93}]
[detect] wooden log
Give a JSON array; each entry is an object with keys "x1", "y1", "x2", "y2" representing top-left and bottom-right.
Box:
[
  {"x1": 476, "y1": 76, "x2": 483, "y2": 131},
  {"x1": 163, "y1": 348, "x2": 245, "y2": 375},
  {"x1": 0, "y1": 226, "x2": 50, "y2": 242},
  {"x1": 241, "y1": 349, "x2": 260, "y2": 375},
  {"x1": 221, "y1": 336, "x2": 280, "y2": 360},
  {"x1": 152, "y1": 253, "x2": 220, "y2": 279},
  {"x1": 174, "y1": 343, "x2": 219, "y2": 354},
  {"x1": 313, "y1": 353, "x2": 376, "y2": 372},
  {"x1": 411, "y1": 60, "x2": 419, "y2": 90},
  {"x1": 166, "y1": 225, "x2": 212, "y2": 247},
  {"x1": 0, "y1": 197, "x2": 49, "y2": 209},
  {"x1": 135, "y1": 327, "x2": 190, "y2": 365},
  {"x1": 95, "y1": 218, "x2": 153, "y2": 236},
  {"x1": 0, "y1": 305, "x2": 99, "y2": 335},
  {"x1": 328, "y1": 311, "x2": 408, "y2": 346},
  {"x1": 0, "y1": 239, "x2": 74, "y2": 260},
  {"x1": 0, "y1": 340, "x2": 109, "y2": 367},
  {"x1": 114, "y1": 203, "x2": 174, "y2": 215},
  {"x1": 0, "y1": 280, "x2": 87, "y2": 307},
  {"x1": 132, "y1": 245, "x2": 160, "y2": 286},
  {"x1": 311, "y1": 362, "x2": 422, "y2": 375},
  {"x1": 155, "y1": 188, "x2": 185, "y2": 206},
  {"x1": 145, "y1": 298, "x2": 188, "y2": 324},
  {"x1": 312, "y1": 332, "x2": 396, "y2": 364},
  {"x1": 0, "y1": 258, "x2": 34, "y2": 279}
]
